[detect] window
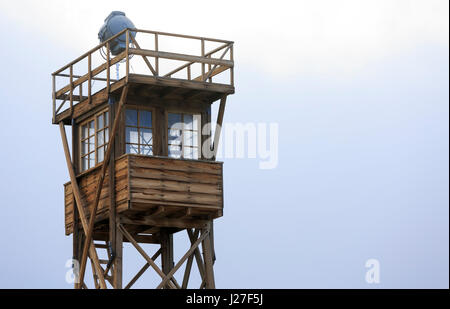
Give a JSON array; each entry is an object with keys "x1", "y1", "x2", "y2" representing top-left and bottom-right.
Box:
[
  {"x1": 168, "y1": 112, "x2": 201, "y2": 159},
  {"x1": 80, "y1": 110, "x2": 109, "y2": 171},
  {"x1": 125, "y1": 108, "x2": 153, "y2": 155}
]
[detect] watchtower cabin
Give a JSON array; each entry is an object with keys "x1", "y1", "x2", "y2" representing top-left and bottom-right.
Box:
[{"x1": 52, "y1": 15, "x2": 234, "y2": 289}]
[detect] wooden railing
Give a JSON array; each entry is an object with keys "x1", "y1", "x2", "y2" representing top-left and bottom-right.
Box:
[{"x1": 52, "y1": 28, "x2": 234, "y2": 122}]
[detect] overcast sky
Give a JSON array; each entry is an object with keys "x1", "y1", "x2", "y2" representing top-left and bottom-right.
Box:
[{"x1": 0, "y1": 0, "x2": 448, "y2": 288}]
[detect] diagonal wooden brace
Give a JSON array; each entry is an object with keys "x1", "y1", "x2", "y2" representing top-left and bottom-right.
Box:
[
  {"x1": 156, "y1": 229, "x2": 209, "y2": 289},
  {"x1": 59, "y1": 122, "x2": 106, "y2": 289},
  {"x1": 78, "y1": 85, "x2": 129, "y2": 288},
  {"x1": 130, "y1": 36, "x2": 157, "y2": 76},
  {"x1": 125, "y1": 248, "x2": 162, "y2": 289},
  {"x1": 118, "y1": 224, "x2": 179, "y2": 289}
]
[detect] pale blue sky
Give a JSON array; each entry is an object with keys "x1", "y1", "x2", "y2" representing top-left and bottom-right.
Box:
[{"x1": 0, "y1": 1, "x2": 448, "y2": 288}]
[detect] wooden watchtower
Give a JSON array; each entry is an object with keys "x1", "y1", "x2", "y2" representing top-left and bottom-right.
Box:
[{"x1": 52, "y1": 27, "x2": 234, "y2": 289}]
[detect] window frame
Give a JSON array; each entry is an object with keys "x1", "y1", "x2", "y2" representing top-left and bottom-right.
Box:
[
  {"x1": 124, "y1": 105, "x2": 155, "y2": 156},
  {"x1": 79, "y1": 108, "x2": 109, "y2": 172},
  {"x1": 166, "y1": 111, "x2": 202, "y2": 160}
]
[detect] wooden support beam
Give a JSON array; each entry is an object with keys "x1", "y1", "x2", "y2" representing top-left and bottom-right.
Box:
[
  {"x1": 187, "y1": 229, "x2": 206, "y2": 281},
  {"x1": 108, "y1": 103, "x2": 117, "y2": 287},
  {"x1": 58, "y1": 122, "x2": 106, "y2": 289},
  {"x1": 156, "y1": 229, "x2": 209, "y2": 289},
  {"x1": 106, "y1": 42, "x2": 110, "y2": 94},
  {"x1": 78, "y1": 85, "x2": 129, "y2": 288},
  {"x1": 160, "y1": 229, "x2": 174, "y2": 289},
  {"x1": 212, "y1": 96, "x2": 227, "y2": 160},
  {"x1": 121, "y1": 216, "x2": 209, "y2": 229},
  {"x1": 129, "y1": 48, "x2": 234, "y2": 67},
  {"x1": 125, "y1": 249, "x2": 161, "y2": 289},
  {"x1": 118, "y1": 224, "x2": 179, "y2": 289},
  {"x1": 202, "y1": 225, "x2": 216, "y2": 289},
  {"x1": 182, "y1": 229, "x2": 199, "y2": 289}
]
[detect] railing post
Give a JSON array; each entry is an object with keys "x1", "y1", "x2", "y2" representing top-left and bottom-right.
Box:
[
  {"x1": 106, "y1": 42, "x2": 110, "y2": 93},
  {"x1": 201, "y1": 39, "x2": 205, "y2": 80},
  {"x1": 230, "y1": 44, "x2": 234, "y2": 87},
  {"x1": 52, "y1": 74, "x2": 56, "y2": 123},
  {"x1": 126, "y1": 29, "x2": 129, "y2": 83},
  {"x1": 88, "y1": 53, "x2": 92, "y2": 104},
  {"x1": 70, "y1": 65, "x2": 73, "y2": 112},
  {"x1": 155, "y1": 33, "x2": 159, "y2": 76},
  {"x1": 187, "y1": 65, "x2": 191, "y2": 80},
  {"x1": 208, "y1": 56, "x2": 212, "y2": 83}
]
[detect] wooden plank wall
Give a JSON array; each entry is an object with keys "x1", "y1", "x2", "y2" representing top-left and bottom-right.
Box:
[
  {"x1": 64, "y1": 156, "x2": 129, "y2": 235},
  {"x1": 64, "y1": 154, "x2": 223, "y2": 235},
  {"x1": 128, "y1": 155, "x2": 223, "y2": 212}
]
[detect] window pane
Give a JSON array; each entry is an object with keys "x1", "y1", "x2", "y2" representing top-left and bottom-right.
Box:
[
  {"x1": 184, "y1": 114, "x2": 193, "y2": 130},
  {"x1": 88, "y1": 136, "x2": 95, "y2": 152},
  {"x1": 184, "y1": 130, "x2": 193, "y2": 147},
  {"x1": 140, "y1": 110, "x2": 152, "y2": 128},
  {"x1": 140, "y1": 128, "x2": 152, "y2": 145},
  {"x1": 88, "y1": 154, "x2": 95, "y2": 168},
  {"x1": 105, "y1": 111, "x2": 109, "y2": 126},
  {"x1": 105, "y1": 128, "x2": 109, "y2": 143},
  {"x1": 168, "y1": 145, "x2": 182, "y2": 158},
  {"x1": 125, "y1": 109, "x2": 138, "y2": 126},
  {"x1": 89, "y1": 120, "x2": 95, "y2": 136},
  {"x1": 126, "y1": 144, "x2": 139, "y2": 154},
  {"x1": 184, "y1": 146, "x2": 193, "y2": 159},
  {"x1": 168, "y1": 113, "x2": 182, "y2": 129},
  {"x1": 81, "y1": 156, "x2": 88, "y2": 171},
  {"x1": 82, "y1": 125, "x2": 88, "y2": 139},
  {"x1": 97, "y1": 146, "x2": 104, "y2": 163},
  {"x1": 192, "y1": 147, "x2": 199, "y2": 159},
  {"x1": 126, "y1": 126, "x2": 138, "y2": 144},
  {"x1": 97, "y1": 130, "x2": 104, "y2": 146},
  {"x1": 141, "y1": 145, "x2": 153, "y2": 156},
  {"x1": 168, "y1": 129, "x2": 181, "y2": 145},
  {"x1": 97, "y1": 114, "x2": 104, "y2": 129},
  {"x1": 81, "y1": 140, "x2": 88, "y2": 155},
  {"x1": 193, "y1": 114, "x2": 201, "y2": 131}
]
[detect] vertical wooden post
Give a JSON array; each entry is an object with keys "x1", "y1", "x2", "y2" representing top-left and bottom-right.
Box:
[
  {"x1": 108, "y1": 102, "x2": 117, "y2": 287},
  {"x1": 201, "y1": 224, "x2": 215, "y2": 289},
  {"x1": 126, "y1": 30, "x2": 129, "y2": 83},
  {"x1": 106, "y1": 42, "x2": 110, "y2": 93},
  {"x1": 88, "y1": 53, "x2": 92, "y2": 104},
  {"x1": 230, "y1": 44, "x2": 234, "y2": 87},
  {"x1": 160, "y1": 229, "x2": 174, "y2": 289},
  {"x1": 201, "y1": 39, "x2": 205, "y2": 80},
  {"x1": 52, "y1": 74, "x2": 56, "y2": 122},
  {"x1": 69, "y1": 65, "x2": 73, "y2": 112},
  {"x1": 114, "y1": 217, "x2": 123, "y2": 289},
  {"x1": 208, "y1": 57, "x2": 212, "y2": 82},
  {"x1": 154, "y1": 33, "x2": 159, "y2": 76}
]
